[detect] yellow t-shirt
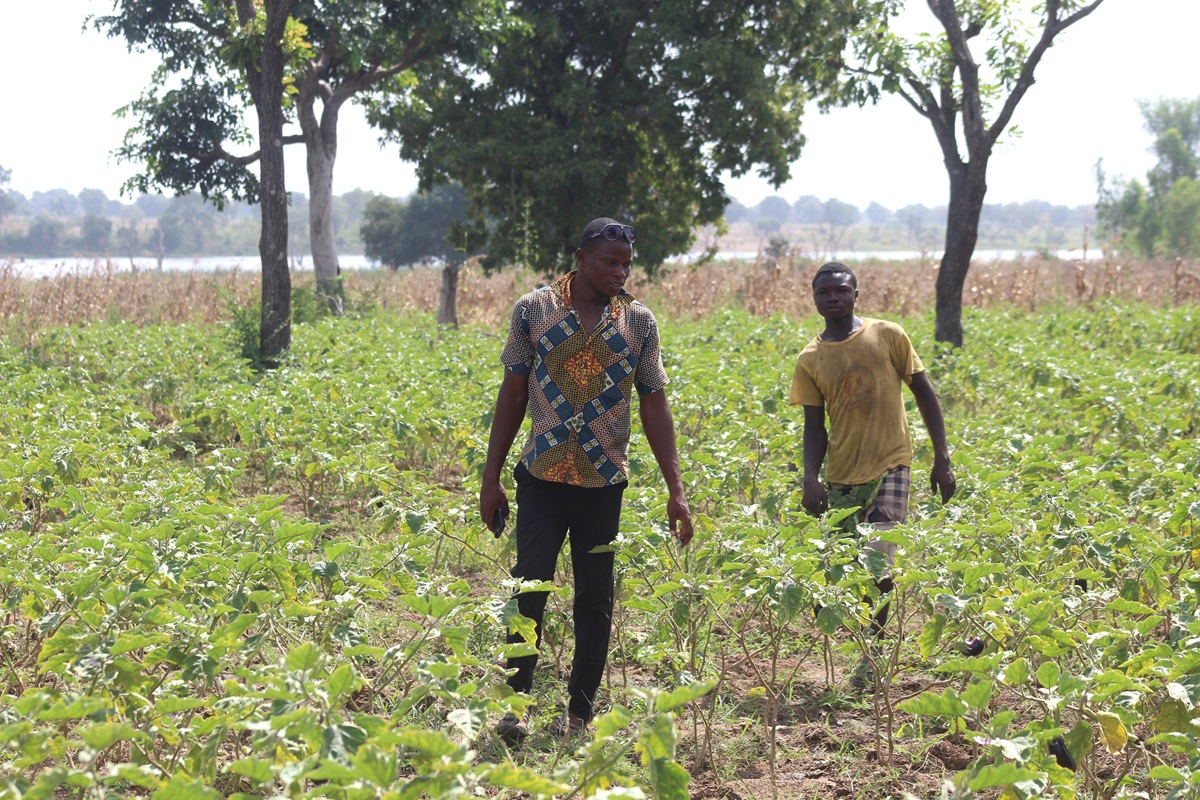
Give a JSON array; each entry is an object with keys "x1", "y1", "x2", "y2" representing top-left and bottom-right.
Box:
[{"x1": 789, "y1": 318, "x2": 925, "y2": 486}]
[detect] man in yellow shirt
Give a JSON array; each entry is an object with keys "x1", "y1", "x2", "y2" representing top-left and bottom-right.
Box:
[{"x1": 790, "y1": 261, "x2": 956, "y2": 691}]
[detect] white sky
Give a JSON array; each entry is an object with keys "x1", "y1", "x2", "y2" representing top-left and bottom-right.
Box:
[{"x1": 3, "y1": 0, "x2": 1197, "y2": 211}]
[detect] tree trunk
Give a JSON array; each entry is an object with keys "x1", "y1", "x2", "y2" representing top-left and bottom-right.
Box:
[
  {"x1": 301, "y1": 90, "x2": 345, "y2": 316},
  {"x1": 935, "y1": 159, "x2": 989, "y2": 348},
  {"x1": 255, "y1": 1, "x2": 294, "y2": 365},
  {"x1": 307, "y1": 144, "x2": 343, "y2": 315},
  {"x1": 437, "y1": 260, "x2": 461, "y2": 327}
]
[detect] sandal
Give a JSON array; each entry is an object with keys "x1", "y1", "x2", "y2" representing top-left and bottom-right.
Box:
[
  {"x1": 548, "y1": 712, "x2": 587, "y2": 738},
  {"x1": 496, "y1": 712, "x2": 529, "y2": 745}
]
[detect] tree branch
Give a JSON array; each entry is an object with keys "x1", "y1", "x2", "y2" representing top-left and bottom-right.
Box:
[
  {"x1": 316, "y1": 26, "x2": 431, "y2": 155},
  {"x1": 986, "y1": 0, "x2": 1107, "y2": 149},
  {"x1": 927, "y1": 0, "x2": 985, "y2": 158},
  {"x1": 193, "y1": 135, "x2": 306, "y2": 167}
]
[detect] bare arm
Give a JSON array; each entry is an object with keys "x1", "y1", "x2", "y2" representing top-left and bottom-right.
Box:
[
  {"x1": 639, "y1": 388, "x2": 694, "y2": 546},
  {"x1": 909, "y1": 371, "x2": 956, "y2": 503},
  {"x1": 802, "y1": 405, "x2": 829, "y2": 516},
  {"x1": 479, "y1": 369, "x2": 529, "y2": 531}
]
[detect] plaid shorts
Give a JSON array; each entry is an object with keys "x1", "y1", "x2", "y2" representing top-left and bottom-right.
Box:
[{"x1": 829, "y1": 465, "x2": 910, "y2": 563}]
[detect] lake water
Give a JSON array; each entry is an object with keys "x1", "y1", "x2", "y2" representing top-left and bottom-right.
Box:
[{"x1": 3, "y1": 248, "x2": 1105, "y2": 279}]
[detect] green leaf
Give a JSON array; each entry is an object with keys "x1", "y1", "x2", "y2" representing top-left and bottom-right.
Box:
[
  {"x1": 306, "y1": 760, "x2": 359, "y2": 782},
  {"x1": 227, "y1": 757, "x2": 274, "y2": 784},
  {"x1": 652, "y1": 581, "x2": 683, "y2": 598},
  {"x1": 961, "y1": 678, "x2": 994, "y2": 711},
  {"x1": 1152, "y1": 700, "x2": 1195, "y2": 735},
  {"x1": 322, "y1": 724, "x2": 367, "y2": 762},
  {"x1": 1149, "y1": 765, "x2": 1187, "y2": 781},
  {"x1": 285, "y1": 642, "x2": 320, "y2": 672},
  {"x1": 918, "y1": 614, "x2": 945, "y2": 660},
  {"x1": 898, "y1": 689, "x2": 968, "y2": 718},
  {"x1": 487, "y1": 762, "x2": 571, "y2": 795},
  {"x1": 815, "y1": 604, "x2": 843, "y2": 636},
  {"x1": 655, "y1": 680, "x2": 715, "y2": 713},
  {"x1": 328, "y1": 662, "x2": 361, "y2": 700},
  {"x1": 349, "y1": 744, "x2": 398, "y2": 787},
  {"x1": 495, "y1": 642, "x2": 539, "y2": 659},
  {"x1": 151, "y1": 775, "x2": 221, "y2": 800},
  {"x1": 1000, "y1": 658, "x2": 1028, "y2": 688},
  {"x1": 1107, "y1": 597, "x2": 1157, "y2": 615},
  {"x1": 394, "y1": 728, "x2": 457, "y2": 757},
  {"x1": 593, "y1": 705, "x2": 634, "y2": 739},
  {"x1": 967, "y1": 763, "x2": 1040, "y2": 791},
  {"x1": 81, "y1": 721, "x2": 144, "y2": 751},
  {"x1": 37, "y1": 696, "x2": 111, "y2": 721},
  {"x1": 636, "y1": 713, "x2": 677, "y2": 762},
  {"x1": 649, "y1": 760, "x2": 690, "y2": 800},
  {"x1": 447, "y1": 703, "x2": 488, "y2": 741},
  {"x1": 1064, "y1": 720, "x2": 1092, "y2": 762},
  {"x1": 1035, "y1": 661, "x2": 1060, "y2": 689}
]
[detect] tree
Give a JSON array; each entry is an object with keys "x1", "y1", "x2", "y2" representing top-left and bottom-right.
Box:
[
  {"x1": 1162, "y1": 178, "x2": 1200, "y2": 256},
  {"x1": 97, "y1": 1, "x2": 497, "y2": 319},
  {"x1": 818, "y1": 198, "x2": 860, "y2": 257},
  {"x1": 1096, "y1": 97, "x2": 1200, "y2": 257},
  {"x1": 792, "y1": 195, "x2": 824, "y2": 224},
  {"x1": 116, "y1": 208, "x2": 142, "y2": 269},
  {"x1": 376, "y1": 0, "x2": 855, "y2": 276},
  {"x1": 361, "y1": 184, "x2": 472, "y2": 325},
  {"x1": 725, "y1": 200, "x2": 749, "y2": 224},
  {"x1": 842, "y1": 0, "x2": 1107, "y2": 346},
  {"x1": 95, "y1": 0, "x2": 297, "y2": 362},
  {"x1": 135, "y1": 194, "x2": 170, "y2": 219},
  {"x1": 78, "y1": 188, "x2": 109, "y2": 217},
  {"x1": 0, "y1": 165, "x2": 15, "y2": 220},
  {"x1": 80, "y1": 216, "x2": 113, "y2": 253},
  {"x1": 33, "y1": 189, "x2": 80, "y2": 218},
  {"x1": 864, "y1": 201, "x2": 892, "y2": 226},
  {"x1": 25, "y1": 216, "x2": 65, "y2": 256},
  {"x1": 755, "y1": 196, "x2": 794, "y2": 224}
]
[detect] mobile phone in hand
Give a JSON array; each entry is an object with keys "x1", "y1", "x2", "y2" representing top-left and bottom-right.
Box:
[{"x1": 492, "y1": 507, "x2": 506, "y2": 538}]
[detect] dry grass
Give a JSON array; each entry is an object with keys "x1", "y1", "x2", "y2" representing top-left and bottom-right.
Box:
[{"x1": 2, "y1": 255, "x2": 1198, "y2": 342}]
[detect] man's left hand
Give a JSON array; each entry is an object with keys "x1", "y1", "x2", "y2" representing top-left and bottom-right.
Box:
[
  {"x1": 931, "y1": 461, "x2": 956, "y2": 503},
  {"x1": 668, "y1": 494, "x2": 694, "y2": 547}
]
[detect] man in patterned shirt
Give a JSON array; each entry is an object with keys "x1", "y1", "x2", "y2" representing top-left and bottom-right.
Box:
[
  {"x1": 481, "y1": 217, "x2": 693, "y2": 743},
  {"x1": 790, "y1": 262, "x2": 956, "y2": 692}
]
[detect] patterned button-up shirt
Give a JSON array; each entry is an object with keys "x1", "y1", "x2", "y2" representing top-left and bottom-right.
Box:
[{"x1": 501, "y1": 271, "x2": 669, "y2": 487}]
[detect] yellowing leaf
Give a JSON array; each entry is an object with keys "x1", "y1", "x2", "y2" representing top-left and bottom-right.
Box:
[{"x1": 1096, "y1": 711, "x2": 1128, "y2": 753}]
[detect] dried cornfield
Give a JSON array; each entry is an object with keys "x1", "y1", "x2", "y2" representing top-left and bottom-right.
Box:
[{"x1": 2, "y1": 255, "x2": 1197, "y2": 343}]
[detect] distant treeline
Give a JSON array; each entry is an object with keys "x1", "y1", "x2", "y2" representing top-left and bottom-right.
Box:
[
  {"x1": 0, "y1": 188, "x2": 375, "y2": 261},
  {"x1": 0, "y1": 185, "x2": 1091, "y2": 260}
]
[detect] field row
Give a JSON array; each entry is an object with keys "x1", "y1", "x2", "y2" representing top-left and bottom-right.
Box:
[{"x1": 1, "y1": 302, "x2": 1198, "y2": 798}]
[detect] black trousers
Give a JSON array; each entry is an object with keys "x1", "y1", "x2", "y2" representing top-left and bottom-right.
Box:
[{"x1": 505, "y1": 462, "x2": 626, "y2": 722}]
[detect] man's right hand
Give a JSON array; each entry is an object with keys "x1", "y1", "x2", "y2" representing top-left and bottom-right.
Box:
[
  {"x1": 480, "y1": 483, "x2": 509, "y2": 535},
  {"x1": 802, "y1": 477, "x2": 828, "y2": 517}
]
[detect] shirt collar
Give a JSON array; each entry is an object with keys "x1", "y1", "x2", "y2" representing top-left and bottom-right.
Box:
[{"x1": 554, "y1": 271, "x2": 635, "y2": 312}]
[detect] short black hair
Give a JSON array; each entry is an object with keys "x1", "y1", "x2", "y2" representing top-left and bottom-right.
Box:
[
  {"x1": 580, "y1": 217, "x2": 624, "y2": 250},
  {"x1": 812, "y1": 261, "x2": 857, "y2": 289}
]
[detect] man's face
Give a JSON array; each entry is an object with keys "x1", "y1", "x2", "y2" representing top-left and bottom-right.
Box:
[
  {"x1": 812, "y1": 272, "x2": 857, "y2": 321},
  {"x1": 576, "y1": 239, "x2": 633, "y2": 299}
]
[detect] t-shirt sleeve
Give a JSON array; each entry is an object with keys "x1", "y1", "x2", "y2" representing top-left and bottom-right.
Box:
[
  {"x1": 634, "y1": 313, "x2": 669, "y2": 395},
  {"x1": 889, "y1": 326, "x2": 925, "y2": 384},
  {"x1": 789, "y1": 352, "x2": 823, "y2": 407},
  {"x1": 500, "y1": 297, "x2": 534, "y2": 375}
]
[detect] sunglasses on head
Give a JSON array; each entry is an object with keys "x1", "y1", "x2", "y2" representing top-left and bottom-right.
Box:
[{"x1": 582, "y1": 223, "x2": 636, "y2": 245}]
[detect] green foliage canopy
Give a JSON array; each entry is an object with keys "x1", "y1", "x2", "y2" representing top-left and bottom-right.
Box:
[
  {"x1": 360, "y1": 184, "x2": 470, "y2": 268},
  {"x1": 373, "y1": 0, "x2": 855, "y2": 275},
  {"x1": 1097, "y1": 97, "x2": 1200, "y2": 257},
  {"x1": 834, "y1": 0, "x2": 1107, "y2": 346},
  {"x1": 0, "y1": 165, "x2": 16, "y2": 220}
]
